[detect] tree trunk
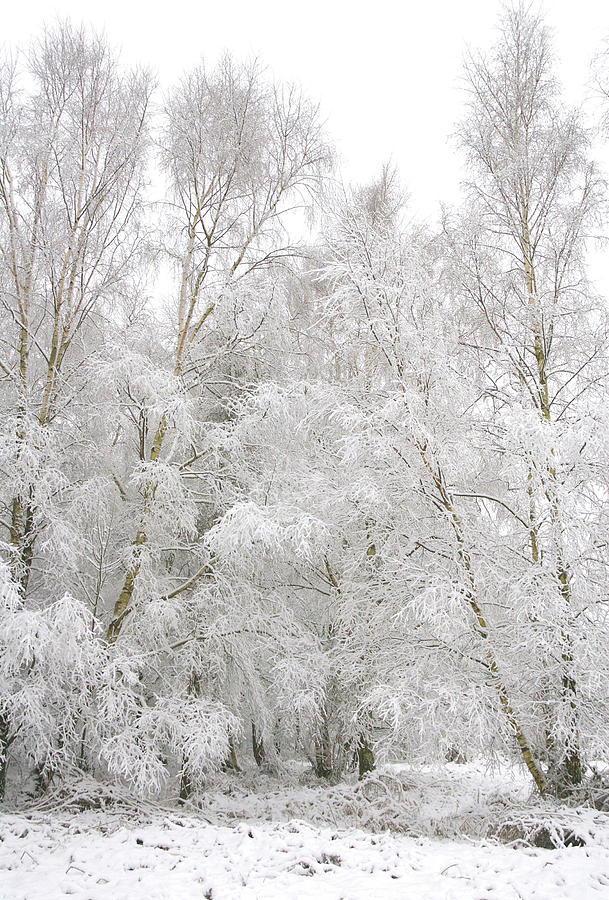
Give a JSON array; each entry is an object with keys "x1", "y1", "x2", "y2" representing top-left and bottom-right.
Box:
[
  {"x1": 546, "y1": 669, "x2": 583, "y2": 798},
  {"x1": 357, "y1": 739, "x2": 375, "y2": 779},
  {"x1": 522, "y1": 198, "x2": 582, "y2": 797},
  {"x1": 0, "y1": 712, "x2": 9, "y2": 801},
  {"x1": 252, "y1": 722, "x2": 265, "y2": 767},
  {"x1": 179, "y1": 762, "x2": 192, "y2": 802},
  {"x1": 10, "y1": 484, "x2": 36, "y2": 598},
  {"x1": 224, "y1": 735, "x2": 241, "y2": 772},
  {"x1": 419, "y1": 446, "x2": 547, "y2": 796},
  {"x1": 314, "y1": 720, "x2": 333, "y2": 779}
]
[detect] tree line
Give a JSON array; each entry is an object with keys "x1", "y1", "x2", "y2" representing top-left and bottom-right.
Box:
[{"x1": 1, "y1": 4, "x2": 609, "y2": 802}]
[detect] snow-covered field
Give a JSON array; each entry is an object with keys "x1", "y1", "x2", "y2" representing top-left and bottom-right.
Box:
[{"x1": 2, "y1": 765, "x2": 609, "y2": 899}]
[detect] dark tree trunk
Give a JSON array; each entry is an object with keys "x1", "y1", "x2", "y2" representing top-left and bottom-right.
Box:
[
  {"x1": 314, "y1": 721, "x2": 333, "y2": 779},
  {"x1": 179, "y1": 762, "x2": 192, "y2": 802},
  {"x1": 560, "y1": 672, "x2": 583, "y2": 794},
  {"x1": 223, "y1": 735, "x2": 241, "y2": 772},
  {"x1": 252, "y1": 722, "x2": 265, "y2": 767},
  {"x1": 11, "y1": 486, "x2": 36, "y2": 597},
  {"x1": 0, "y1": 712, "x2": 9, "y2": 801},
  {"x1": 357, "y1": 739, "x2": 375, "y2": 779},
  {"x1": 545, "y1": 690, "x2": 583, "y2": 800}
]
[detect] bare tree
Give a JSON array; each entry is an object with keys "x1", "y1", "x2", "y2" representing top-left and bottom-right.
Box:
[
  {"x1": 322, "y1": 172, "x2": 549, "y2": 794},
  {"x1": 107, "y1": 55, "x2": 331, "y2": 642},
  {"x1": 0, "y1": 22, "x2": 152, "y2": 597},
  {"x1": 451, "y1": 2, "x2": 607, "y2": 795}
]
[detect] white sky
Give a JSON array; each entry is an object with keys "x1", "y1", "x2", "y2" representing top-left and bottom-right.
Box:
[{"x1": 3, "y1": 0, "x2": 609, "y2": 228}]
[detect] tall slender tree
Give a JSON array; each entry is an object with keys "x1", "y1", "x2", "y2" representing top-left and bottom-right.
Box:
[
  {"x1": 0, "y1": 23, "x2": 151, "y2": 795},
  {"x1": 450, "y1": 2, "x2": 608, "y2": 794},
  {"x1": 0, "y1": 22, "x2": 151, "y2": 597}
]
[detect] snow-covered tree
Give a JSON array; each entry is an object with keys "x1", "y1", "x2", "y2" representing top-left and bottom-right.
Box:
[
  {"x1": 0, "y1": 22, "x2": 151, "y2": 596},
  {"x1": 0, "y1": 22, "x2": 152, "y2": 797},
  {"x1": 107, "y1": 55, "x2": 330, "y2": 645},
  {"x1": 447, "y1": 2, "x2": 609, "y2": 795},
  {"x1": 2, "y1": 7, "x2": 609, "y2": 808}
]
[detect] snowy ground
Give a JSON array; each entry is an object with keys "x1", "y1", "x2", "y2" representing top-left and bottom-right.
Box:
[{"x1": 2, "y1": 765, "x2": 609, "y2": 899}]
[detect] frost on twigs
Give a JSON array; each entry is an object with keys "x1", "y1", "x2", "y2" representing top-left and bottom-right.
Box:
[
  {"x1": 98, "y1": 695, "x2": 238, "y2": 797},
  {"x1": 208, "y1": 501, "x2": 330, "y2": 563},
  {"x1": 0, "y1": 561, "x2": 106, "y2": 787},
  {"x1": 2, "y1": 6, "x2": 609, "y2": 811},
  {"x1": 0, "y1": 556, "x2": 239, "y2": 800}
]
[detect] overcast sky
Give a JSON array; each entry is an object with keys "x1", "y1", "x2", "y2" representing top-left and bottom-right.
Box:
[{"x1": 3, "y1": 0, "x2": 609, "y2": 228}]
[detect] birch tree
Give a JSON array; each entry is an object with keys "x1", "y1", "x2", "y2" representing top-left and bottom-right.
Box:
[
  {"x1": 0, "y1": 23, "x2": 151, "y2": 795},
  {"x1": 0, "y1": 22, "x2": 151, "y2": 597},
  {"x1": 450, "y1": 2, "x2": 609, "y2": 795},
  {"x1": 319, "y1": 172, "x2": 551, "y2": 793},
  {"x1": 107, "y1": 55, "x2": 330, "y2": 642}
]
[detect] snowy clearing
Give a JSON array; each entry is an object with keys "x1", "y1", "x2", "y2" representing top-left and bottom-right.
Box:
[{"x1": 2, "y1": 766, "x2": 609, "y2": 899}]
